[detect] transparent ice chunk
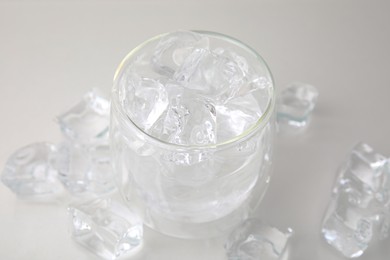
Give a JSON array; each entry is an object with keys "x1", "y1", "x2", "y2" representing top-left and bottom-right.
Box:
[
  {"x1": 225, "y1": 218, "x2": 293, "y2": 260},
  {"x1": 54, "y1": 142, "x2": 116, "y2": 196},
  {"x1": 1, "y1": 142, "x2": 64, "y2": 200},
  {"x1": 57, "y1": 90, "x2": 110, "y2": 145},
  {"x1": 176, "y1": 47, "x2": 271, "y2": 105},
  {"x1": 235, "y1": 75, "x2": 272, "y2": 100},
  {"x1": 213, "y1": 48, "x2": 271, "y2": 97},
  {"x1": 145, "y1": 83, "x2": 190, "y2": 143},
  {"x1": 322, "y1": 142, "x2": 390, "y2": 258},
  {"x1": 68, "y1": 197, "x2": 143, "y2": 260},
  {"x1": 151, "y1": 95, "x2": 216, "y2": 145},
  {"x1": 121, "y1": 75, "x2": 169, "y2": 131},
  {"x1": 277, "y1": 82, "x2": 318, "y2": 133},
  {"x1": 151, "y1": 31, "x2": 209, "y2": 77},
  {"x1": 214, "y1": 47, "x2": 249, "y2": 76},
  {"x1": 175, "y1": 48, "x2": 249, "y2": 104},
  {"x1": 216, "y1": 94, "x2": 262, "y2": 142}
]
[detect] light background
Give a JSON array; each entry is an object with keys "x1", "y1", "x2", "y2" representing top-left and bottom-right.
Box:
[{"x1": 0, "y1": 0, "x2": 389, "y2": 259}]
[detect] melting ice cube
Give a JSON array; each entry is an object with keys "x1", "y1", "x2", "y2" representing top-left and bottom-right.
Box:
[
  {"x1": 54, "y1": 142, "x2": 116, "y2": 197},
  {"x1": 225, "y1": 218, "x2": 293, "y2": 260},
  {"x1": 152, "y1": 31, "x2": 209, "y2": 77},
  {"x1": 57, "y1": 90, "x2": 110, "y2": 145},
  {"x1": 148, "y1": 93, "x2": 216, "y2": 146},
  {"x1": 216, "y1": 93, "x2": 262, "y2": 142},
  {"x1": 277, "y1": 82, "x2": 318, "y2": 133},
  {"x1": 322, "y1": 142, "x2": 390, "y2": 258},
  {"x1": 68, "y1": 197, "x2": 143, "y2": 259},
  {"x1": 1, "y1": 142, "x2": 64, "y2": 200},
  {"x1": 121, "y1": 75, "x2": 169, "y2": 132},
  {"x1": 175, "y1": 48, "x2": 249, "y2": 104}
]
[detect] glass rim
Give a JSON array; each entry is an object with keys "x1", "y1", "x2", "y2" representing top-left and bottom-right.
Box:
[{"x1": 112, "y1": 30, "x2": 275, "y2": 150}]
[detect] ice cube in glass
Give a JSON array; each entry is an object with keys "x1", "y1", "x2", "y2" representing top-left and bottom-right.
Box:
[
  {"x1": 120, "y1": 75, "x2": 169, "y2": 132},
  {"x1": 152, "y1": 30, "x2": 209, "y2": 77},
  {"x1": 175, "y1": 47, "x2": 249, "y2": 104}
]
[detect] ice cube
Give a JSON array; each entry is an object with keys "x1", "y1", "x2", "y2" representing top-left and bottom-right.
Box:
[
  {"x1": 344, "y1": 143, "x2": 389, "y2": 192},
  {"x1": 54, "y1": 142, "x2": 116, "y2": 196},
  {"x1": 174, "y1": 47, "x2": 208, "y2": 86},
  {"x1": 1, "y1": 142, "x2": 64, "y2": 200},
  {"x1": 216, "y1": 94, "x2": 262, "y2": 142},
  {"x1": 277, "y1": 82, "x2": 319, "y2": 133},
  {"x1": 57, "y1": 90, "x2": 110, "y2": 145},
  {"x1": 206, "y1": 49, "x2": 271, "y2": 102},
  {"x1": 68, "y1": 197, "x2": 143, "y2": 260},
  {"x1": 236, "y1": 75, "x2": 272, "y2": 98},
  {"x1": 216, "y1": 48, "x2": 249, "y2": 76},
  {"x1": 146, "y1": 84, "x2": 190, "y2": 143},
  {"x1": 122, "y1": 75, "x2": 169, "y2": 131},
  {"x1": 176, "y1": 48, "x2": 248, "y2": 104},
  {"x1": 157, "y1": 96, "x2": 216, "y2": 145},
  {"x1": 322, "y1": 207, "x2": 376, "y2": 258},
  {"x1": 322, "y1": 142, "x2": 390, "y2": 258},
  {"x1": 151, "y1": 31, "x2": 209, "y2": 77},
  {"x1": 225, "y1": 218, "x2": 293, "y2": 260}
]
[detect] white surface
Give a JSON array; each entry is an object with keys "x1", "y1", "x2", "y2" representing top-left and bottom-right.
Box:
[{"x1": 1, "y1": 1, "x2": 390, "y2": 259}]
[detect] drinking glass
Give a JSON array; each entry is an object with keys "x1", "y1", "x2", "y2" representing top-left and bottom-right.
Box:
[{"x1": 110, "y1": 31, "x2": 275, "y2": 238}]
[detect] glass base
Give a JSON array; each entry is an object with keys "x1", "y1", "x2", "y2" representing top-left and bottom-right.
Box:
[{"x1": 121, "y1": 170, "x2": 271, "y2": 239}]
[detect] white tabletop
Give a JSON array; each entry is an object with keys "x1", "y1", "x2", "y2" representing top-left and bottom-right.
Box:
[{"x1": 1, "y1": 1, "x2": 390, "y2": 259}]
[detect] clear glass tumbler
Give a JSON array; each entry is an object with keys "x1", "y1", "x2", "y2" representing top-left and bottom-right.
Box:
[{"x1": 110, "y1": 31, "x2": 275, "y2": 238}]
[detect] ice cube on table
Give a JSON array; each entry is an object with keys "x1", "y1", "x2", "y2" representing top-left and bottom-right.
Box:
[
  {"x1": 322, "y1": 142, "x2": 390, "y2": 258},
  {"x1": 57, "y1": 90, "x2": 110, "y2": 145},
  {"x1": 68, "y1": 197, "x2": 143, "y2": 260},
  {"x1": 277, "y1": 82, "x2": 318, "y2": 133},
  {"x1": 152, "y1": 31, "x2": 209, "y2": 77},
  {"x1": 54, "y1": 142, "x2": 116, "y2": 197},
  {"x1": 1, "y1": 142, "x2": 64, "y2": 200},
  {"x1": 225, "y1": 218, "x2": 293, "y2": 260}
]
